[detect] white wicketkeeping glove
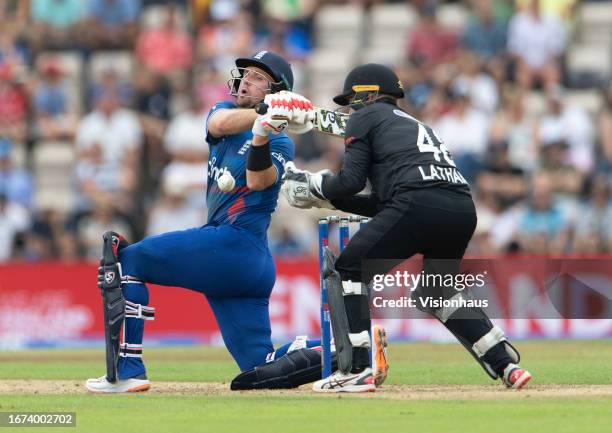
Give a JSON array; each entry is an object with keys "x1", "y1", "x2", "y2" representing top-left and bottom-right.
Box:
[{"x1": 281, "y1": 162, "x2": 335, "y2": 209}]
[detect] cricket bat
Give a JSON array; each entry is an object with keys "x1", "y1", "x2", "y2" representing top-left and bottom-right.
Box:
[{"x1": 255, "y1": 103, "x2": 348, "y2": 137}]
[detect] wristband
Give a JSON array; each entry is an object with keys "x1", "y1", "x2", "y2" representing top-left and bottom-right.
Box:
[{"x1": 246, "y1": 141, "x2": 273, "y2": 171}]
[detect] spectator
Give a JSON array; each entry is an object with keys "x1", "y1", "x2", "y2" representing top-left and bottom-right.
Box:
[
  {"x1": 538, "y1": 140, "x2": 584, "y2": 196},
  {"x1": 406, "y1": 1, "x2": 459, "y2": 69},
  {"x1": 146, "y1": 175, "x2": 206, "y2": 236},
  {"x1": 31, "y1": 0, "x2": 85, "y2": 50},
  {"x1": 164, "y1": 95, "x2": 208, "y2": 161},
  {"x1": 14, "y1": 209, "x2": 77, "y2": 261},
  {"x1": 86, "y1": 0, "x2": 141, "y2": 49},
  {"x1": 270, "y1": 227, "x2": 308, "y2": 257},
  {"x1": 597, "y1": 85, "x2": 612, "y2": 173},
  {"x1": 476, "y1": 141, "x2": 526, "y2": 211},
  {"x1": 433, "y1": 82, "x2": 490, "y2": 182},
  {"x1": 507, "y1": 0, "x2": 564, "y2": 90},
  {"x1": 89, "y1": 67, "x2": 134, "y2": 109},
  {"x1": 76, "y1": 89, "x2": 142, "y2": 164},
  {"x1": 516, "y1": 174, "x2": 570, "y2": 253},
  {"x1": 258, "y1": 0, "x2": 316, "y2": 61},
  {"x1": 134, "y1": 68, "x2": 171, "y2": 123},
  {"x1": 0, "y1": 138, "x2": 33, "y2": 208},
  {"x1": 515, "y1": 0, "x2": 578, "y2": 31},
  {"x1": 18, "y1": 220, "x2": 55, "y2": 261},
  {"x1": 453, "y1": 53, "x2": 499, "y2": 114},
  {"x1": 572, "y1": 176, "x2": 612, "y2": 253},
  {"x1": 33, "y1": 60, "x2": 79, "y2": 140},
  {"x1": 462, "y1": 0, "x2": 507, "y2": 61},
  {"x1": 195, "y1": 68, "x2": 231, "y2": 114},
  {"x1": 396, "y1": 62, "x2": 434, "y2": 118},
  {"x1": 133, "y1": 68, "x2": 171, "y2": 183},
  {"x1": 538, "y1": 86, "x2": 594, "y2": 172},
  {"x1": 268, "y1": 198, "x2": 318, "y2": 258},
  {"x1": 136, "y1": 4, "x2": 193, "y2": 78},
  {"x1": 0, "y1": 64, "x2": 28, "y2": 143},
  {"x1": 489, "y1": 91, "x2": 538, "y2": 172},
  {"x1": 74, "y1": 90, "x2": 141, "y2": 212},
  {"x1": 197, "y1": 6, "x2": 254, "y2": 73},
  {"x1": 0, "y1": 1, "x2": 29, "y2": 31},
  {"x1": 0, "y1": 193, "x2": 30, "y2": 261},
  {"x1": 160, "y1": 158, "x2": 207, "y2": 210},
  {"x1": 162, "y1": 94, "x2": 209, "y2": 206},
  {"x1": 0, "y1": 27, "x2": 28, "y2": 71},
  {"x1": 74, "y1": 141, "x2": 135, "y2": 214},
  {"x1": 76, "y1": 203, "x2": 133, "y2": 259},
  {"x1": 467, "y1": 203, "x2": 496, "y2": 254}
]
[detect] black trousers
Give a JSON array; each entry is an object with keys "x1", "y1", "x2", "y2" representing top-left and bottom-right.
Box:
[
  {"x1": 335, "y1": 189, "x2": 477, "y2": 282},
  {"x1": 334, "y1": 188, "x2": 478, "y2": 372}
]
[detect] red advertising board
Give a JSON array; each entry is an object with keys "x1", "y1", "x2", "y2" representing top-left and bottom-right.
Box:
[{"x1": 1, "y1": 258, "x2": 611, "y2": 349}]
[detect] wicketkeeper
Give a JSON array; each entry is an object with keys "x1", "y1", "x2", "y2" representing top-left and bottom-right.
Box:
[{"x1": 282, "y1": 63, "x2": 532, "y2": 392}]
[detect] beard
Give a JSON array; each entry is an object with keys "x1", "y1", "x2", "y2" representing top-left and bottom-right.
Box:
[{"x1": 236, "y1": 94, "x2": 257, "y2": 108}]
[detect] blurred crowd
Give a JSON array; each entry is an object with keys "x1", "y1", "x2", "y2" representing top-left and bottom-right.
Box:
[{"x1": 0, "y1": 0, "x2": 611, "y2": 262}]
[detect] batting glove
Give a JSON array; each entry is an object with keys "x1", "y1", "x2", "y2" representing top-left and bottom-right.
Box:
[
  {"x1": 252, "y1": 113, "x2": 289, "y2": 137},
  {"x1": 283, "y1": 91, "x2": 315, "y2": 134},
  {"x1": 263, "y1": 92, "x2": 294, "y2": 120}
]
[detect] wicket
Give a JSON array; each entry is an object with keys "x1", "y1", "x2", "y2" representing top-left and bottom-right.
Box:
[{"x1": 318, "y1": 215, "x2": 369, "y2": 378}]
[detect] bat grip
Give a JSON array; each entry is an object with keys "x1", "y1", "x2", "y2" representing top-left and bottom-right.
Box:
[{"x1": 255, "y1": 103, "x2": 268, "y2": 115}]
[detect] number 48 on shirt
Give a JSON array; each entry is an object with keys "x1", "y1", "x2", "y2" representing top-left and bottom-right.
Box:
[{"x1": 416, "y1": 123, "x2": 456, "y2": 167}]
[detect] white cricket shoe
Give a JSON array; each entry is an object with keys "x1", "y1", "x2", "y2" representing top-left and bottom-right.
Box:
[
  {"x1": 502, "y1": 363, "x2": 532, "y2": 390},
  {"x1": 85, "y1": 375, "x2": 150, "y2": 393},
  {"x1": 313, "y1": 367, "x2": 375, "y2": 393}
]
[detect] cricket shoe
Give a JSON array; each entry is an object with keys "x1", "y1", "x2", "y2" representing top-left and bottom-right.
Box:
[
  {"x1": 372, "y1": 325, "x2": 389, "y2": 387},
  {"x1": 313, "y1": 367, "x2": 375, "y2": 393},
  {"x1": 85, "y1": 375, "x2": 150, "y2": 393},
  {"x1": 502, "y1": 363, "x2": 532, "y2": 390}
]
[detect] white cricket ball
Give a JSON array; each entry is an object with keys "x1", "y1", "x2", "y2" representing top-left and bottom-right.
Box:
[{"x1": 217, "y1": 171, "x2": 235, "y2": 192}]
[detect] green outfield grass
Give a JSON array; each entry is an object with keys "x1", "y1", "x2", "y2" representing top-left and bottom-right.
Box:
[{"x1": 1, "y1": 341, "x2": 612, "y2": 433}]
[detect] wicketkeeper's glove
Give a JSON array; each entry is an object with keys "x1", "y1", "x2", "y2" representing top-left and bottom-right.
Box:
[{"x1": 281, "y1": 162, "x2": 335, "y2": 209}]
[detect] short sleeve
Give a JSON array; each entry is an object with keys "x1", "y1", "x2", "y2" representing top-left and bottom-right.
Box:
[
  {"x1": 205, "y1": 100, "x2": 236, "y2": 145},
  {"x1": 269, "y1": 135, "x2": 295, "y2": 184}
]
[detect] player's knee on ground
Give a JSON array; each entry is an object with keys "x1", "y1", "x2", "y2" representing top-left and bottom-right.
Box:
[{"x1": 230, "y1": 348, "x2": 338, "y2": 390}]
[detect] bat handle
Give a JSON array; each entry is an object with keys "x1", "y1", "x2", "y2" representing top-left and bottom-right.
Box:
[{"x1": 255, "y1": 103, "x2": 268, "y2": 115}]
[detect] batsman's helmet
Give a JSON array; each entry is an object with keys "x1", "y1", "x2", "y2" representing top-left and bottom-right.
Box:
[
  {"x1": 231, "y1": 51, "x2": 294, "y2": 94},
  {"x1": 333, "y1": 63, "x2": 404, "y2": 106}
]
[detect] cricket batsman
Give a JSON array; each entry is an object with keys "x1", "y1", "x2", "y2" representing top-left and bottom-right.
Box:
[
  {"x1": 282, "y1": 63, "x2": 532, "y2": 392},
  {"x1": 85, "y1": 51, "x2": 369, "y2": 393}
]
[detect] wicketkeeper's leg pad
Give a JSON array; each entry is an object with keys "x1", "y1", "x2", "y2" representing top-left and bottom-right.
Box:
[
  {"x1": 412, "y1": 284, "x2": 518, "y2": 379},
  {"x1": 323, "y1": 247, "x2": 370, "y2": 374}
]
